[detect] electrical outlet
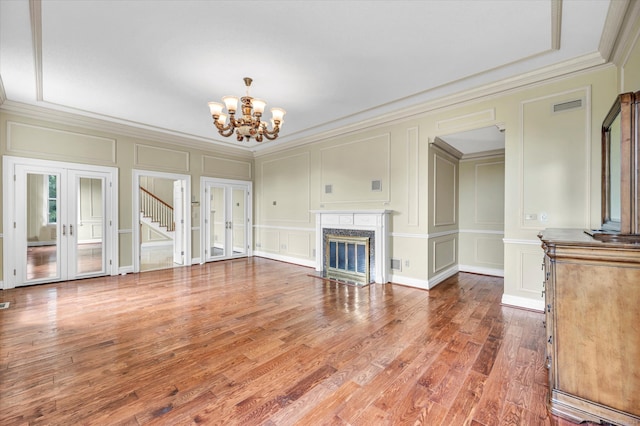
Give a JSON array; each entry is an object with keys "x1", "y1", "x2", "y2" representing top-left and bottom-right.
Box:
[{"x1": 405, "y1": 260, "x2": 410, "y2": 267}]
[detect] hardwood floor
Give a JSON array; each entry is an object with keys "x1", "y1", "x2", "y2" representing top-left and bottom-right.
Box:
[{"x1": 0, "y1": 258, "x2": 582, "y2": 425}]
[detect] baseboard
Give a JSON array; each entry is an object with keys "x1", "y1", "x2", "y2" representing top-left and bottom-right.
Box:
[
  {"x1": 388, "y1": 274, "x2": 430, "y2": 290},
  {"x1": 428, "y1": 266, "x2": 459, "y2": 289},
  {"x1": 501, "y1": 293, "x2": 544, "y2": 312},
  {"x1": 458, "y1": 264, "x2": 504, "y2": 277},
  {"x1": 140, "y1": 241, "x2": 172, "y2": 248},
  {"x1": 253, "y1": 251, "x2": 316, "y2": 268},
  {"x1": 391, "y1": 265, "x2": 463, "y2": 290},
  {"x1": 118, "y1": 265, "x2": 134, "y2": 275},
  {"x1": 191, "y1": 257, "x2": 201, "y2": 265}
]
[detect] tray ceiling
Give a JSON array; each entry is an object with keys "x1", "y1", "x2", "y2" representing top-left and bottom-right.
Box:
[{"x1": 0, "y1": 0, "x2": 624, "y2": 153}]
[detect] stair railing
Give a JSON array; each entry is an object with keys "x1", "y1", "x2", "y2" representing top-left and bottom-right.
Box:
[{"x1": 140, "y1": 187, "x2": 175, "y2": 232}]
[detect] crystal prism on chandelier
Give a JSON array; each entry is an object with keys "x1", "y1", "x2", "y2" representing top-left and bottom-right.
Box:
[{"x1": 208, "y1": 77, "x2": 286, "y2": 142}]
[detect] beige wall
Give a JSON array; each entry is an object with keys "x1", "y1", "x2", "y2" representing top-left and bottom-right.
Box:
[
  {"x1": 0, "y1": 109, "x2": 253, "y2": 281},
  {"x1": 2, "y1": 16, "x2": 638, "y2": 306},
  {"x1": 254, "y1": 65, "x2": 619, "y2": 307},
  {"x1": 458, "y1": 155, "x2": 505, "y2": 276}
]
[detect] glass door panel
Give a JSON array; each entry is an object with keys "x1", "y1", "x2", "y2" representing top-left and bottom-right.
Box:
[
  {"x1": 231, "y1": 187, "x2": 247, "y2": 256},
  {"x1": 25, "y1": 172, "x2": 60, "y2": 282},
  {"x1": 75, "y1": 176, "x2": 105, "y2": 276},
  {"x1": 210, "y1": 186, "x2": 226, "y2": 258},
  {"x1": 203, "y1": 179, "x2": 251, "y2": 262}
]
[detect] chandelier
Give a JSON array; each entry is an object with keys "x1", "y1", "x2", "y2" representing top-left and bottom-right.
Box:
[{"x1": 208, "y1": 77, "x2": 286, "y2": 142}]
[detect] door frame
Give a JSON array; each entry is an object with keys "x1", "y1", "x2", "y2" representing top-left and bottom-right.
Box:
[
  {"x1": 2, "y1": 155, "x2": 119, "y2": 289},
  {"x1": 200, "y1": 177, "x2": 252, "y2": 262},
  {"x1": 132, "y1": 169, "x2": 191, "y2": 273}
]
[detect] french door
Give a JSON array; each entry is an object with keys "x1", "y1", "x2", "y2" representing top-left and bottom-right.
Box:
[
  {"x1": 3, "y1": 156, "x2": 118, "y2": 288},
  {"x1": 202, "y1": 178, "x2": 252, "y2": 261}
]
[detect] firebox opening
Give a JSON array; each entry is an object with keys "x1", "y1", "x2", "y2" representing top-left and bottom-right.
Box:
[{"x1": 324, "y1": 234, "x2": 372, "y2": 285}]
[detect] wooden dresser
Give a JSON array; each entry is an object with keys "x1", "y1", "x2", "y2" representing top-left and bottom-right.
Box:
[{"x1": 539, "y1": 229, "x2": 640, "y2": 425}]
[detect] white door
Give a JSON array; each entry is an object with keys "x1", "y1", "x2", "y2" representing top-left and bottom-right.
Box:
[
  {"x1": 173, "y1": 180, "x2": 185, "y2": 265},
  {"x1": 3, "y1": 157, "x2": 117, "y2": 288},
  {"x1": 202, "y1": 178, "x2": 251, "y2": 262}
]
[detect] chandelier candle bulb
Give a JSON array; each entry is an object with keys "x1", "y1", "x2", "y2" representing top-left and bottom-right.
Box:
[
  {"x1": 208, "y1": 77, "x2": 286, "y2": 142},
  {"x1": 222, "y1": 96, "x2": 239, "y2": 113},
  {"x1": 252, "y1": 99, "x2": 266, "y2": 115},
  {"x1": 271, "y1": 107, "x2": 286, "y2": 124},
  {"x1": 208, "y1": 102, "x2": 224, "y2": 117}
]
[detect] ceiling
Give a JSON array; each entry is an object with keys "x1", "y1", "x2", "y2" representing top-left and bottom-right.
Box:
[{"x1": 0, "y1": 0, "x2": 629, "y2": 154}]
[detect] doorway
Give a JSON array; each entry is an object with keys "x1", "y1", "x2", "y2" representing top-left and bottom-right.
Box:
[
  {"x1": 132, "y1": 170, "x2": 190, "y2": 273},
  {"x1": 3, "y1": 156, "x2": 118, "y2": 289},
  {"x1": 201, "y1": 177, "x2": 252, "y2": 262}
]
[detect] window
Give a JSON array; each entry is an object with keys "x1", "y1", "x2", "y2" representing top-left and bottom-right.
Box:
[{"x1": 48, "y1": 174, "x2": 57, "y2": 224}]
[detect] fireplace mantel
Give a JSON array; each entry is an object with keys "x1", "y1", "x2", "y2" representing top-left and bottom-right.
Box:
[{"x1": 311, "y1": 210, "x2": 392, "y2": 284}]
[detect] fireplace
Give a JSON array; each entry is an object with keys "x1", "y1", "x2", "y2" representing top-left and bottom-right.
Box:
[
  {"x1": 311, "y1": 210, "x2": 391, "y2": 284},
  {"x1": 324, "y1": 232, "x2": 372, "y2": 284}
]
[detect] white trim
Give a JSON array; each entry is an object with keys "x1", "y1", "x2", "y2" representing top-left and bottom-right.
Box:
[
  {"x1": 459, "y1": 229, "x2": 504, "y2": 235},
  {"x1": 389, "y1": 274, "x2": 430, "y2": 290},
  {"x1": 428, "y1": 265, "x2": 459, "y2": 289},
  {"x1": 253, "y1": 251, "x2": 316, "y2": 269},
  {"x1": 118, "y1": 265, "x2": 134, "y2": 275},
  {"x1": 3, "y1": 156, "x2": 118, "y2": 289},
  {"x1": 200, "y1": 177, "x2": 253, "y2": 263},
  {"x1": 428, "y1": 229, "x2": 458, "y2": 239},
  {"x1": 391, "y1": 232, "x2": 429, "y2": 239},
  {"x1": 459, "y1": 264, "x2": 504, "y2": 277},
  {"x1": 119, "y1": 229, "x2": 133, "y2": 234},
  {"x1": 253, "y1": 224, "x2": 314, "y2": 232},
  {"x1": 501, "y1": 294, "x2": 544, "y2": 312},
  {"x1": 141, "y1": 241, "x2": 172, "y2": 248},
  {"x1": 133, "y1": 169, "x2": 191, "y2": 273},
  {"x1": 503, "y1": 238, "x2": 541, "y2": 245},
  {"x1": 191, "y1": 257, "x2": 201, "y2": 265},
  {"x1": 311, "y1": 210, "x2": 391, "y2": 284}
]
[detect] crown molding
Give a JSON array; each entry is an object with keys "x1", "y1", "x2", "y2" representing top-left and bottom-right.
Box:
[
  {"x1": 460, "y1": 149, "x2": 506, "y2": 161},
  {"x1": 29, "y1": 0, "x2": 43, "y2": 101},
  {"x1": 610, "y1": 0, "x2": 640, "y2": 66},
  {"x1": 431, "y1": 137, "x2": 463, "y2": 160},
  {"x1": 599, "y1": 0, "x2": 631, "y2": 62},
  {"x1": 0, "y1": 100, "x2": 254, "y2": 160},
  {"x1": 551, "y1": 0, "x2": 562, "y2": 50},
  {"x1": 0, "y1": 75, "x2": 6, "y2": 106},
  {"x1": 254, "y1": 52, "x2": 608, "y2": 158}
]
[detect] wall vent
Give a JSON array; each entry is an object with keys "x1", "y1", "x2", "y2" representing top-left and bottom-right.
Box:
[
  {"x1": 390, "y1": 258, "x2": 402, "y2": 271},
  {"x1": 325, "y1": 184, "x2": 333, "y2": 194},
  {"x1": 371, "y1": 180, "x2": 382, "y2": 192},
  {"x1": 552, "y1": 99, "x2": 583, "y2": 113},
  {"x1": 0, "y1": 302, "x2": 10, "y2": 310}
]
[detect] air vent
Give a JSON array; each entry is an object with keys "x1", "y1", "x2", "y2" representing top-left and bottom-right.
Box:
[
  {"x1": 553, "y1": 99, "x2": 583, "y2": 113},
  {"x1": 371, "y1": 180, "x2": 382, "y2": 192},
  {"x1": 0, "y1": 302, "x2": 10, "y2": 310},
  {"x1": 390, "y1": 258, "x2": 402, "y2": 271},
  {"x1": 325, "y1": 184, "x2": 333, "y2": 194}
]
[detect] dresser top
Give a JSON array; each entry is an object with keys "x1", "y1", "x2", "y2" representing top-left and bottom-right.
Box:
[{"x1": 538, "y1": 228, "x2": 640, "y2": 248}]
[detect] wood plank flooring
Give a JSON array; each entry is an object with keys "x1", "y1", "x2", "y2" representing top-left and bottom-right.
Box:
[{"x1": 0, "y1": 257, "x2": 583, "y2": 425}]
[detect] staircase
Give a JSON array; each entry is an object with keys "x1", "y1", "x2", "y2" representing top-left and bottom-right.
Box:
[{"x1": 140, "y1": 187, "x2": 174, "y2": 239}]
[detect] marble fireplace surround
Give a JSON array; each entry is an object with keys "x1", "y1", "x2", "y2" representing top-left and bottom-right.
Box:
[{"x1": 311, "y1": 210, "x2": 391, "y2": 284}]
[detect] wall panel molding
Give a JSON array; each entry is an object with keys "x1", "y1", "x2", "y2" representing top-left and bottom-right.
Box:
[
  {"x1": 320, "y1": 134, "x2": 390, "y2": 204},
  {"x1": 432, "y1": 236, "x2": 457, "y2": 274},
  {"x1": 135, "y1": 144, "x2": 189, "y2": 172},
  {"x1": 406, "y1": 127, "x2": 420, "y2": 226},
  {"x1": 202, "y1": 155, "x2": 251, "y2": 180},
  {"x1": 433, "y1": 151, "x2": 457, "y2": 226},
  {"x1": 7, "y1": 121, "x2": 117, "y2": 164},
  {"x1": 436, "y1": 109, "x2": 495, "y2": 132}
]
